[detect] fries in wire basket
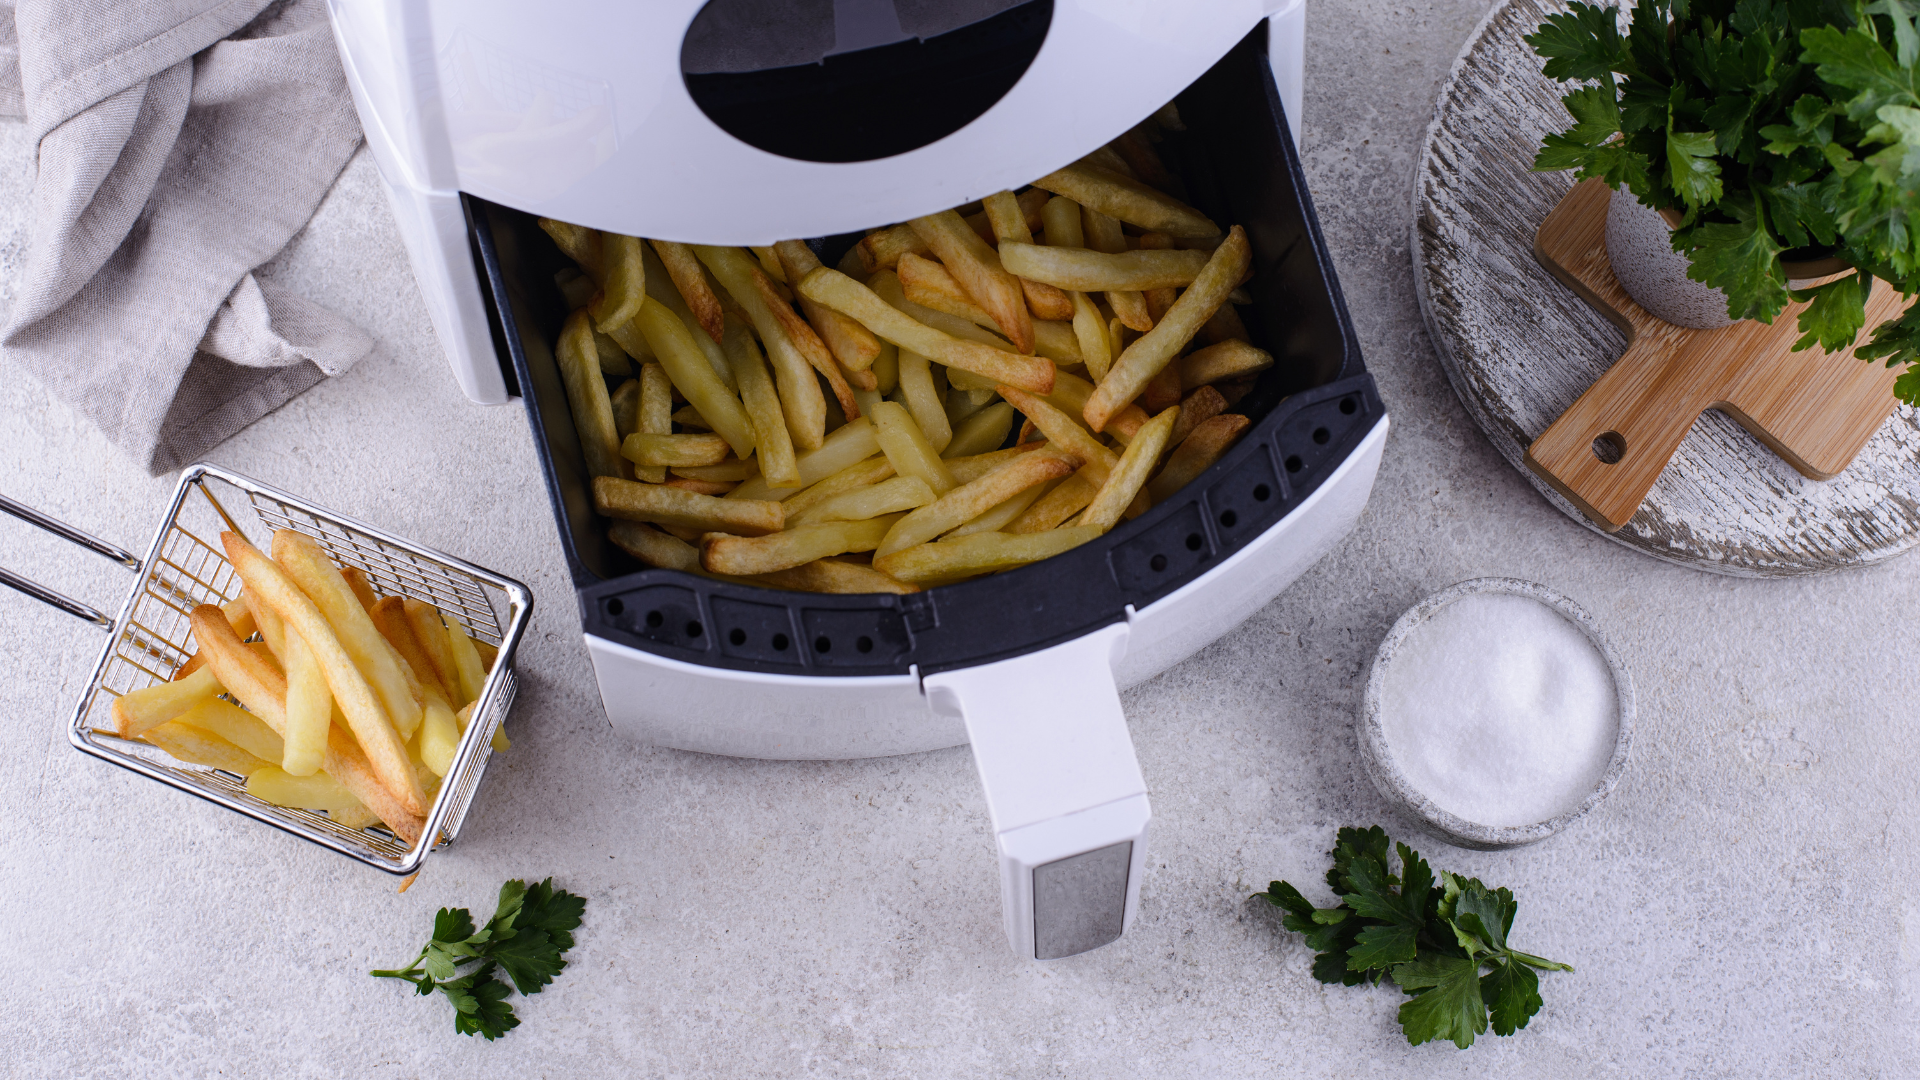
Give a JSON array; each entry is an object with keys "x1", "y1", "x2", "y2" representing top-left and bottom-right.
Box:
[
  {"x1": 113, "y1": 531, "x2": 503, "y2": 843},
  {"x1": 543, "y1": 108, "x2": 1271, "y2": 593}
]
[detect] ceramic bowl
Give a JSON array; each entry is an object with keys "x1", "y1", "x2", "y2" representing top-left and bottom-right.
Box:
[{"x1": 1356, "y1": 577, "x2": 1634, "y2": 850}]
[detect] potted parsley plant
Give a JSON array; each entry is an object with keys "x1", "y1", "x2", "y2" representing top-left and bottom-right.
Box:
[{"x1": 1527, "y1": 0, "x2": 1920, "y2": 404}]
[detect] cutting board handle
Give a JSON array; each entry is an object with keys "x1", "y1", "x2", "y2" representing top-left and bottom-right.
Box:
[{"x1": 1523, "y1": 336, "x2": 1696, "y2": 531}]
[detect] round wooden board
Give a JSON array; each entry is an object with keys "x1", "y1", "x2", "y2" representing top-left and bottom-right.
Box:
[{"x1": 1412, "y1": 0, "x2": 1920, "y2": 576}]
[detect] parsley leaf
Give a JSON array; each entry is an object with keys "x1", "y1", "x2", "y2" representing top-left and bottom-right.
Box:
[
  {"x1": 371, "y1": 877, "x2": 587, "y2": 1040},
  {"x1": 1256, "y1": 828, "x2": 1570, "y2": 1050}
]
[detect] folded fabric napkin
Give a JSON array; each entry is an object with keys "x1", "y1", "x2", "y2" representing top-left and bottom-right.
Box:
[{"x1": 0, "y1": 0, "x2": 371, "y2": 475}]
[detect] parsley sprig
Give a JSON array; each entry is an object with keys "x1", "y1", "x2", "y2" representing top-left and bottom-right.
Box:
[
  {"x1": 1256, "y1": 827, "x2": 1571, "y2": 1050},
  {"x1": 372, "y1": 877, "x2": 586, "y2": 1040}
]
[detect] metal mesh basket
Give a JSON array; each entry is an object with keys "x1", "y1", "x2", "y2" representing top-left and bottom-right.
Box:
[{"x1": 5, "y1": 462, "x2": 532, "y2": 875}]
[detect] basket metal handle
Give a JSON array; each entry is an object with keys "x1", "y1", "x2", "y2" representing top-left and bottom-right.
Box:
[{"x1": 0, "y1": 493, "x2": 141, "y2": 629}]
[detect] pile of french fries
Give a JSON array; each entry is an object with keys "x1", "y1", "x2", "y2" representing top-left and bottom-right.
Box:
[
  {"x1": 111, "y1": 530, "x2": 503, "y2": 844},
  {"x1": 545, "y1": 107, "x2": 1271, "y2": 592}
]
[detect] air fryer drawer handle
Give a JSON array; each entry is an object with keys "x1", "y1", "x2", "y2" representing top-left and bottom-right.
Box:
[{"x1": 923, "y1": 623, "x2": 1149, "y2": 960}]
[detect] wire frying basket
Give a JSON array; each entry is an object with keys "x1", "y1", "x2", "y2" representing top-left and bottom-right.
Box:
[{"x1": 1, "y1": 462, "x2": 533, "y2": 875}]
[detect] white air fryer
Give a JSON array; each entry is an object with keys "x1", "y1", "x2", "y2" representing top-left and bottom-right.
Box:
[{"x1": 326, "y1": 0, "x2": 1388, "y2": 961}]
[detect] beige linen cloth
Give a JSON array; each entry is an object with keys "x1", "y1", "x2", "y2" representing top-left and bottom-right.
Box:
[{"x1": 0, "y1": 0, "x2": 371, "y2": 474}]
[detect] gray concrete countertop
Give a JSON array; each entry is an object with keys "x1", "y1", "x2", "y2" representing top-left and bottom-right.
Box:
[{"x1": 3, "y1": 3, "x2": 1916, "y2": 1075}]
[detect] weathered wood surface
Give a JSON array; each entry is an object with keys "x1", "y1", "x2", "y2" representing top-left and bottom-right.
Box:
[
  {"x1": 1412, "y1": 0, "x2": 1920, "y2": 576},
  {"x1": 1527, "y1": 178, "x2": 1906, "y2": 531}
]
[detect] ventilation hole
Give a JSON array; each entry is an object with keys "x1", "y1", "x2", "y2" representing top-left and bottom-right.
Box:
[
  {"x1": 1340, "y1": 396, "x2": 1358, "y2": 415},
  {"x1": 1220, "y1": 509, "x2": 1238, "y2": 528},
  {"x1": 772, "y1": 633, "x2": 790, "y2": 651},
  {"x1": 814, "y1": 636, "x2": 831, "y2": 653},
  {"x1": 1253, "y1": 484, "x2": 1270, "y2": 501},
  {"x1": 1185, "y1": 533, "x2": 1203, "y2": 551},
  {"x1": 686, "y1": 621, "x2": 704, "y2": 638},
  {"x1": 1592, "y1": 430, "x2": 1627, "y2": 465},
  {"x1": 1285, "y1": 455, "x2": 1303, "y2": 473},
  {"x1": 646, "y1": 610, "x2": 664, "y2": 628},
  {"x1": 729, "y1": 628, "x2": 746, "y2": 646},
  {"x1": 1148, "y1": 553, "x2": 1168, "y2": 572},
  {"x1": 856, "y1": 636, "x2": 874, "y2": 653},
  {"x1": 1312, "y1": 427, "x2": 1331, "y2": 445},
  {"x1": 606, "y1": 598, "x2": 625, "y2": 616}
]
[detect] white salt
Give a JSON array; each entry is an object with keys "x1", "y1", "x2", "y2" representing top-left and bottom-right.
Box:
[{"x1": 1379, "y1": 593, "x2": 1617, "y2": 828}]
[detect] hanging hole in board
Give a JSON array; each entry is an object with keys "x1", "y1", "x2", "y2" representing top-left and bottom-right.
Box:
[{"x1": 1591, "y1": 430, "x2": 1626, "y2": 465}]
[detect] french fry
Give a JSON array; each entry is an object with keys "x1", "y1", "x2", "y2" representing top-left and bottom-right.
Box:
[
  {"x1": 945, "y1": 476, "x2": 1055, "y2": 537},
  {"x1": 877, "y1": 450, "x2": 1075, "y2": 555},
  {"x1": 750, "y1": 244, "x2": 785, "y2": 281},
  {"x1": 1081, "y1": 144, "x2": 1135, "y2": 178},
  {"x1": 1081, "y1": 207, "x2": 1152, "y2": 332},
  {"x1": 995, "y1": 386, "x2": 1118, "y2": 482},
  {"x1": 750, "y1": 559, "x2": 918, "y2": 594},
  {"x1": 556, "y1": 267, "x2": 596, "y2": 309},
  {"x1": 997, "y1": 243, "x2": 1211, "y2": 292},
  {"x1": 790, "y1": 475, "x2": 935, "y2": 526},
  {"x1": 729, "y1": 415, "x2": 880, "y2": 499},
  {"x1": 597, "y1": 324, "x2": 643, "y2": 373},
  {"x1": 589, "y1": 234, "x2": 647, "y2": 333},
  {"x1": 1202, "y1": 302, "x2": 1252, "y2": 345},
  {"x1": 633, "y1": 244, "x2": 735, "y2": 391},
  {"x1": 340, "y1": 567, "x2": 379, "y2": 613},
  {"x1": 189, "y1": 602, "x2": 287, "y2": 730},
  {"x1": 1143, "y1": 363, "x2": 1183, "y2": 413},
  {"x1": 870, "y1": 340, "x2": 899, "y2": 394},
  {"x1": 621, "y1": 432, "x2": 732, "y2": 468},
  {"x1": 982, "y1": 189, "x2": 1075, "y2": 319},
  {"x1": 908, "y1": 210, "x2": 1034, "y2": 353},
  {"x1": 539, "y1": 219, "x2": 602, "y2": 277},
  {"x1": 402, "y1": 599, "x2": 460, "y2": 700},
  {"x1": 663, "y1": 477, "x2": 734, "y2": 496},
  {"x1": 1042, "y1": 195, "x2": 1084, "y2": 248},
  {"x1": 796, "y1": 269, "x2": 1053, "y2": 393},
  {"x1": 246, "y1": 766, "x2": 367, "y2": 816},
  {"x1": 610, "y1": 377, "x2": 641, "y2": 440},
  {"x1": 695, "y1": 244, "x2": 827, "y2": 449},
  {"x1": 1079, "y1": 406, "x2": 1178, "y2": 531},
  {"x1": 894, "y1": 349, "x2": 953, "y2": 453},
  {"x1": 1180, "y1": 339, "x2": 1274, "y2": 388},
  {"x1": 172, "y1": 596, "x2": 251, "y2": 680},
  {"x1": 217, "y1": 540, "x2": 425, "y2": 818},
  {"x1": 874, "y1": 526, "x2": 1102, "y2": 584},
  {"x1": 946, "y1": 442, "x2": 1044, "y2": 483},
  {"x1": 143, "y1": 721, "x2": 270, "y2": 776},
  {"x1": 870, "y1": 400, "x2": 956, "y2": 496},
  {"x1": 633, "y1": 299, "x2": 758, "y2": 459},
  {"x1": 1032, "y1": 163, "x2": 1220, "y2": 238},
  {"x1": 370, "y1": 597, "x2": 462, "y2": 778},
  {"x1": 674, "y1": 458, "x2": 759, "y2": 483},
  {"x1": 944, "y1": 401, "x2": 1015, "y2": 458},
  {"x1": 444, "y1": 617, "x2": 488, "y2": 712},
  {"x1": 778, "y1": 456, "x2": 896, "y2": 518},
  {"x1": 777, "y1": 239, "x2": 883, "y2": 372},
  {"x1": 648, "y1": 240, "x2": 725, "y2": 342},
  {"x1": 557, "y1": 309, "x2": 626, "y2": 481},
  {"x1": 1085, "y1": 226, "x2": 1250, "y2": 432},
  {"x1": 112, "y1": 663, "x2": 221, "y2": 739},
  {"x1": 609, "y1": 519, "x2": 702, "y2": 571},
  {"x1": 174, "y1": 697, "x2": 285, "y2": 762},
  {"x1": 1147, "y1": 414, "x2": 1253, "y2": 503},
  {"x1": 702, "y1": 517, "x2": 897, "y2": 576},
  {"x1": 631, "y1": 361, "x2": 672, "y2": 482},
  {"x1": 595, "y1": 476, "x2": 783, "y2": 536},
  {"x1": 1113, "y1": 127, "x2": 1186, "y2": 198},
  {"x1": 743, "y1": 264, "x2": 849, "y2": 410},
  {"x1": 1071, "y1": 290, "x2": 1112, "y2": 383},
  {"x1": 672, "y1": 405, "x2": 712, "y2": 430},
  {"x1": 272, "y1": 530, "x2": 423, "y2": 742},
  {"x1": 251, "y1": 588, "x2": 331, "y2": 777},
  {"x1": 1044, "y1": 370, "x2": 1149, "y2": 441},
  {"x1": 1167, "y1": 385, "x2": 1229, "y2": 449}
]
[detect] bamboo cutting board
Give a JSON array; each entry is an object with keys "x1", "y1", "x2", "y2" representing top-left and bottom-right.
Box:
[{"x1": 1524, "y1": 178, "x2": 1907, "y2": 531}]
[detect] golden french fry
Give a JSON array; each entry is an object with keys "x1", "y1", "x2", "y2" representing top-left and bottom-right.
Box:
[
  {"x1": 790, "y1": 475, "x2": 935, "y2": 526},
  {"x1": 630, "y1": 361, "x2": 672, "y2": 482},
  {"x1": 272, "y1": 530, "x2": 423, "y2": 743},
  {"x1": 632, "y1": 244, "x2": 734, "y2": 390},
  {"x1": 1147, "y1": 413, "x2": 1252, "y2": 503},
  {"x1": 1085, "y1": 226, "x2": 1250, "y2": 432},
  {"x1": 778, "y1": 240, "x2": 884, "y2": 373},
  {"x1": 540, "y1": 219, "x2": 602, "y2": 277},
  {"x1": 1071, "y1": 291, "x2": 1111, "y2": 382},
  {"x1": 609, "y1": 519, "x2": 702, "y2": 571},
  {"x1": 995, "y1": 386, "x2": 1118, "y2": 482},
  {"x1": 869, "y1": 400, "x2": 956, "y2": 496},
  {"x1": 1081, "y1": 144, "x2": 1135, "y2": 178},
  {"x1": 908, "y1": 210, "x2": 1034, "y2": 354},
  {"x1": 633, "y1": 300, "x2": 758, "y2": 459},
  {"x1": 672, "y1": 405, "x2": 712, "y2": 430},
  {"x1": 1181, "y1": 339, "x2": 1274, "y2": 388},
  {"x1": 247, "y1": 765, "x2": 367, "y2": 815},
  {"x1": 557, "y1": 309, "x2": 627, "y2": 481},
  {"x1": 172, "y1": 595, "x2": 251, "y2": 680},
  {"x1": 874, "y1": 526, "x2": 1102, "y2": 584},
  {"x1": 251, "y1": 589, "x2": 331, "y2": 777},
  {"x1": 778, "y1": 456, "x2": 896, "y2": 518},
  {"x1": 945, "y1": 476, "x2": 1054, "y2": 538},
  {"x1": 1011, "y1": 472, "x2": 1100, "y2": 533},
  {"x1": 444, "y1": 617, "x2": 488, "y2": 713},
  {"x1": 1043, "y1": 370, "x2": 1149, "y2": 441},
  {"x1": 648, "y1": 240, "x2": 725, "y2": 342},
  {"x1": 174, "y1": 697, "x2": 285, "y2": 762},
  {"x1": 189, "y1": 602, "x2": 287, "y2": 731},
  {"x1": 749, "y1": 559, "x2": 918, "y2": 594},
  {"x1": 877, "y1": 450, "x2": 1075, "y2": 555},
  {"x1": 143, "y1": 720, "x2": 271, "y2": 776},
  {"x1": 1032, "y1": 163, "x2": 1219, "y2": 238},
  {"x1": 946, "y1": 442, "x2": 1044, "y2": 483},
  {"x1": 1143, "y1": 363, "x2": 1183, "y2": 413},
  {"x1": 750, "y1": 244, "x2": 785, "y2": 281},
  {"x1": 610, "y1": 377, "x2": 641, "y2": 440},
  {"x1": 1203, "y1": 302, "x2": 1252, "y2": 345},
  {"x1": 997, "y1": 243, "x2": 1211, "y2": 292},
  {"x1": 112, "y1": 663, "x2": 221, "y2": 739},
  {"x1": 745, "y1": 262, "x2": 841, "y2": 385},
  {"x1": 339, "y1": 567, "x2": 379, "y2": 614},
  {"x1": 729, "y1": 415, "x2": 879, "y2": 499},
  {"x1": 894, "y1": 349, "x2": 953, "y2": 453},
  {"x1": 944, "y1": 401, "x2": 1014, "y2": 458},
  {"x1": 592, "y1": 328, "x2": 632, "y2": 377},
  {"x1": 234, "y1": 536, "x2": 423, "y2": 817},
  {"x1": 402, "y1": 599, "x2": 461, "y2": 701},
  {"x1": 1079, "y1": 406, "x2": 1178, "y2": 531},
  {"x1": 1042, "y1": 195, "x2": 1085, "y2": 248},
  {"x1": 797, "y1": 269, "x2": 1054, "y2": 393},
  {"x1": 702, "y1": 517, "x2": 897, "y2": 576},
  {"x1": 695, "y1": 244, "x2": 827, "y2": 450},
  {"x1": 621, "y1": 432, "x2": 732, "y2": 468},
  {"x1": 370, "y1": 597, "x2": 447, "y2": 703},
  {"x1": 663, "y1": 477, "x2": 734, "y2": 496},
  {"x1": 596, "y1": 476, "x2": 783, "y2": 535},
  {"x1": 556, "y1": 267, "x2": 596, "y2": 309},
  {"x1": 870, "y1": 340, "x2": 899, "y2": 394},
  {"x1": 1113, "y1": 127, "x2": 1185, "y2": 196},
  {"x1": 1167, "y1": 385, "x2": 1229, "y2": 448},
  {"x1": 590, "y1": 234, "x2": 647, "y2": 333}
]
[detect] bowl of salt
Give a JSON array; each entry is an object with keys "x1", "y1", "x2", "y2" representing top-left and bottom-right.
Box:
[{"x1": 1357, "y1": 578, "x2": 1634, "y2": 849}]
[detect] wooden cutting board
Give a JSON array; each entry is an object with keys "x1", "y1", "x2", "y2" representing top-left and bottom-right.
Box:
[{"x1": 1524, "y1": 177, "x2": 1905, "y2": 532}]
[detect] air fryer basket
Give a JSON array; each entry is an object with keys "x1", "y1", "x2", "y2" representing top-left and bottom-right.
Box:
[{"x1": 468, "y1": 21, "x2": 1383, "y2": 678}]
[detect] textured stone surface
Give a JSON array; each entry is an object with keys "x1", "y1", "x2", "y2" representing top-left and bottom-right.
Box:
[{"x1": 3, "y1": 3, "x2": 1919, "y2": 1075}]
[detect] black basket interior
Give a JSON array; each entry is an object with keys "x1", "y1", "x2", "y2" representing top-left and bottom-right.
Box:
[{"x1": 467, "y1": 19, "x2": 1384, "y2": 678}]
